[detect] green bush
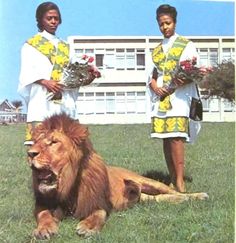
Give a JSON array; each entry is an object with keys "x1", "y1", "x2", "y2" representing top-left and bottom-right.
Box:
[{"x1": 200, "y1": 60, "x2": 235, "y2": 102}]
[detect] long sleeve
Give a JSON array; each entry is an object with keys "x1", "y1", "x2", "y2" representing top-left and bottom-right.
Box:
[
  {"x1": 146, "y1": 53, "x2": 159, "y2": 103},
  {"x1": 18, "y1": 43, "x2": 52, "y2": 103}
]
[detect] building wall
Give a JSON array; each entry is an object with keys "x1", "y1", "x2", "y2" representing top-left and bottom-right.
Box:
[{"x1": 67, "y1": 36, "x2": 235, "y2": 124}]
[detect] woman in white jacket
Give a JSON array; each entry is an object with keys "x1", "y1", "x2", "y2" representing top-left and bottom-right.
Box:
[{"x1": 18, "y1": 2, "x2": 94, "y2": 145}]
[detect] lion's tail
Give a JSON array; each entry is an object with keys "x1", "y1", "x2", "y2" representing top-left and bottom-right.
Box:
[{"x1": 140, "y1": 192, "x2": 209, "y2": 204}]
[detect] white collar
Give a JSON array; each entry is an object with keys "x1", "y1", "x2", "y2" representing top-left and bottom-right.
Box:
[
  {"x1": 39, "y1": 30, "x2": 59, "y2": 41},
  {"x1": 162, "y1": 33, "x2": 179, "y2": 53},
  {"x1": 162, "y1": 33, "x2": 179, "y2": 45}
]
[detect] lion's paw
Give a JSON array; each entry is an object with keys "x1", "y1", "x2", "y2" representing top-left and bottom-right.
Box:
[
  {"x1": 76, "y1": 221, "x2": 99, "y2": 237},
  {"x1": 33, "y1": 225, "x2": 58, "y2": 240}
]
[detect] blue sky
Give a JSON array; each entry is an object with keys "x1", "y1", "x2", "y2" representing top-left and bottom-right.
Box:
[{"x1": 0, "y1": 0, "x2": 234, "y2": 102}]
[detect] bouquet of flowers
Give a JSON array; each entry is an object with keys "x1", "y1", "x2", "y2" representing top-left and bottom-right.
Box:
[
  {"x1": 61, "y1": 54, "x2": 101, "y2": 89},
  {"x1": 163, "y1": 57, "x2": 213, "y2": 94}
]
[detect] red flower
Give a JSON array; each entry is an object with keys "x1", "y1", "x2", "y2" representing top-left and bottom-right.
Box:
[
  {"x1": 88, "y1": 56, "x2": 94, "y2": 63},
  {"x1": 162, "y1": 57, "x2": 212, "y2": 96},
  {"x1": 82, "y1": 54, "x2": 88, "y2": 60},
  {"x1": 176, "y1": 57, "x2": 212, "y2": 83}
]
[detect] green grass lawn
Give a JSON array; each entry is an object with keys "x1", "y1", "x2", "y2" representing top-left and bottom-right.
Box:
[{"x1": 0, "y1": 122, "x2": 234, "y2": 243}]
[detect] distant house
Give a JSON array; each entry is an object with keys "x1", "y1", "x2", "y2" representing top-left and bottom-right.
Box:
[
  {"x1": 0, "y1": 99, "x2": 16, "y2": 111},
  {"x1": 0, "y1": 99, "x2": 26, "y2": 123}
]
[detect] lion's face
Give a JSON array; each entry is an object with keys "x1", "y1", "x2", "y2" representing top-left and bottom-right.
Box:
[
  {"x1": 27, "y1": 114, "x2": 89, "y2": 196},
  {"x1": 28, "y1": 130, "x2": 74, "y2": 194}
]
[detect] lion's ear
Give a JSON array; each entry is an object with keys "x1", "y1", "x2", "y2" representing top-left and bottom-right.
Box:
[
  {"x1": 32, "y1": 123, "x2": 45, "y2": 140},
  {"x1": 70, "y1": 124, "x2": 89, "y2": 146},
  {"x1": 123, "y1": 179, "x2": 141, "y2": 201}
]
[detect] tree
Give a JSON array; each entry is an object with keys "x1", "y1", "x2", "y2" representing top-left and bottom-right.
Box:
[
  {"x1": 11, "y1": 100, "x2": 23, "y2": 112},
  {"x1": 11, "y1": 100, "x2": 23, "y2": 122},
  {"x1": 200, "y1": 60, "x2": 235, "y2": 102}
]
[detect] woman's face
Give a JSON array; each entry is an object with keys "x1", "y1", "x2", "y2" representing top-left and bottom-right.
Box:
[
  {"x1": 41, "y1": 9, "x2": 60, "y2": 34},
  {"x1": 158, "y1": 14, "x2": 176, "y2": 38}
]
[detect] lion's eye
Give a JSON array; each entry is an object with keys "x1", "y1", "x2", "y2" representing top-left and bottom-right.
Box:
[{"x1": 51, "y1": 140, "x2": 58, "y2": 145}]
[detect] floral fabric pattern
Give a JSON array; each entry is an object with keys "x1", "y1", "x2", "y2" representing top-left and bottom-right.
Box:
[
  {"x1": 152, "y1": 117, "x2": 189, "y2": 134},
  {"x1": 27, "y1": 34, "x2": 69, "y2": 81},
  {"x1": 152, "y1": 36, "x2": 189, "y2": 112}
]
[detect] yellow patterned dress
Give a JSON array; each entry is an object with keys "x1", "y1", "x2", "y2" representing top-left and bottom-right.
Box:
[{"x1": 147, "y1": 34, "x2": 201, "y2": 143}]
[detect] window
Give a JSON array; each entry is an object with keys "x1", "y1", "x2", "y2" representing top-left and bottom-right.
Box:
[
  {"x1": 101, "y1": 48, "x2": 146, "y2": 70},
  {"x1": 224, "y1": 100, "x2": 235, "y2": 112},
  {"x1": 85, "y1": 49, "x2": 94, "y2": 54},
  {"x1": 232, "y1": 48, "x2": 235, "y2": 60},
  {"x1": 198, "y1": 48, "x2": 208, "y2": 66},
  {"x1": 209, "y1": 98, "x2": 219, "y2": 112},
  {"x1": 104, "y1": 49, "x2": 115, "y2": 69},
  {"x1": 127, "y1": 92, "x2": 136, "y2": 114},
  {"x1": 116, "y1": 92, "x2": 126, "y2": 114},
  {"x1": 95, "y1": 92, "x2": 105, "y2": 114},
  {"x1": 222, "y1": 48, "x2": 234, "y2": 62},
  {"x1": 77, "y1": 93, "x2": 84, "y2": 114},
  {"x1": 126, "y1": 49, "x2": 135, "y2": 70},
  {"x1": 136, "y1": 49, "x2": 145, "y2": 70},
  {"x1": 106, "y1": 92, "x2": 115, "y2": 114},
  {"x1": 84, "y1": 93, "x2": 95, "y2": 114},
  {"x1": 75, "y1": 49, "x2": 83, "y2": 54},
  {"x1": 96, "y1": 54, "x2": 104, "y2": 68},
  {"x1": 136, "y1": 91, "x2": 146, "y2": 114},
  {"x1": 209, "y1": 48, "x2": 218, "y2": 66},
  {"x1": 201, "y1": 98, "x2": 210, "y2": 112},
  {"x1": 116, "y1": 49, "x2": 125, "y2": 70},
  {"x1": 76, "y1": 91, "x2": 148, "y2": 115},
  {"x1": 222, "y1": 48, "x2": 231, "y2": 61}
]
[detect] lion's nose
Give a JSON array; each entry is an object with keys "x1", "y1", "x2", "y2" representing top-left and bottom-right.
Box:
[{"x1": 27, "y1": 151, "x2": 39, "y2": 159}]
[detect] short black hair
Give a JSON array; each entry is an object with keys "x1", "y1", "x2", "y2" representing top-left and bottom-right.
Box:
[
  {"x1": 156, "y1": 4, "x2": 177, "y2": 23},
  {"x1": 36, "y1": 2, "x2": 62, "y2": 31}
]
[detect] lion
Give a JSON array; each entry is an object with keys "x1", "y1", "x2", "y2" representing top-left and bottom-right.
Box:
[{"x1": 26, "y1": 113, "x2": 208, "y2": 240}]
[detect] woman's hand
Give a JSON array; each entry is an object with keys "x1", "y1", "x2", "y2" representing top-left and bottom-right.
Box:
[
  {"x1": 173, "y1": 77, "x2": 192, "y2": 86},
  {"x1": 155, "y1": 87, "x2": 170, "y2": 97},
  {"x1": 150, "y1": 78, "x2": 170, "y2": 98},
  {"x1": 36, "y1": 79, "x2": 64, "y2": 93}
]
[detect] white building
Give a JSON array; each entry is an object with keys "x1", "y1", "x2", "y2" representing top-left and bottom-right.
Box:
[{"x1": 67, "y1": 36, "x2": 235, "y2": 124}]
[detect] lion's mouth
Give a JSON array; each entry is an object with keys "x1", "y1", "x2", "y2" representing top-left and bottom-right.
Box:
[
  {"x1": 33, "y1": 167, "x2": 57, "y2": 187},
  {"x1": 38, "y1": 169, "x2": 57, "y2": 185}
]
